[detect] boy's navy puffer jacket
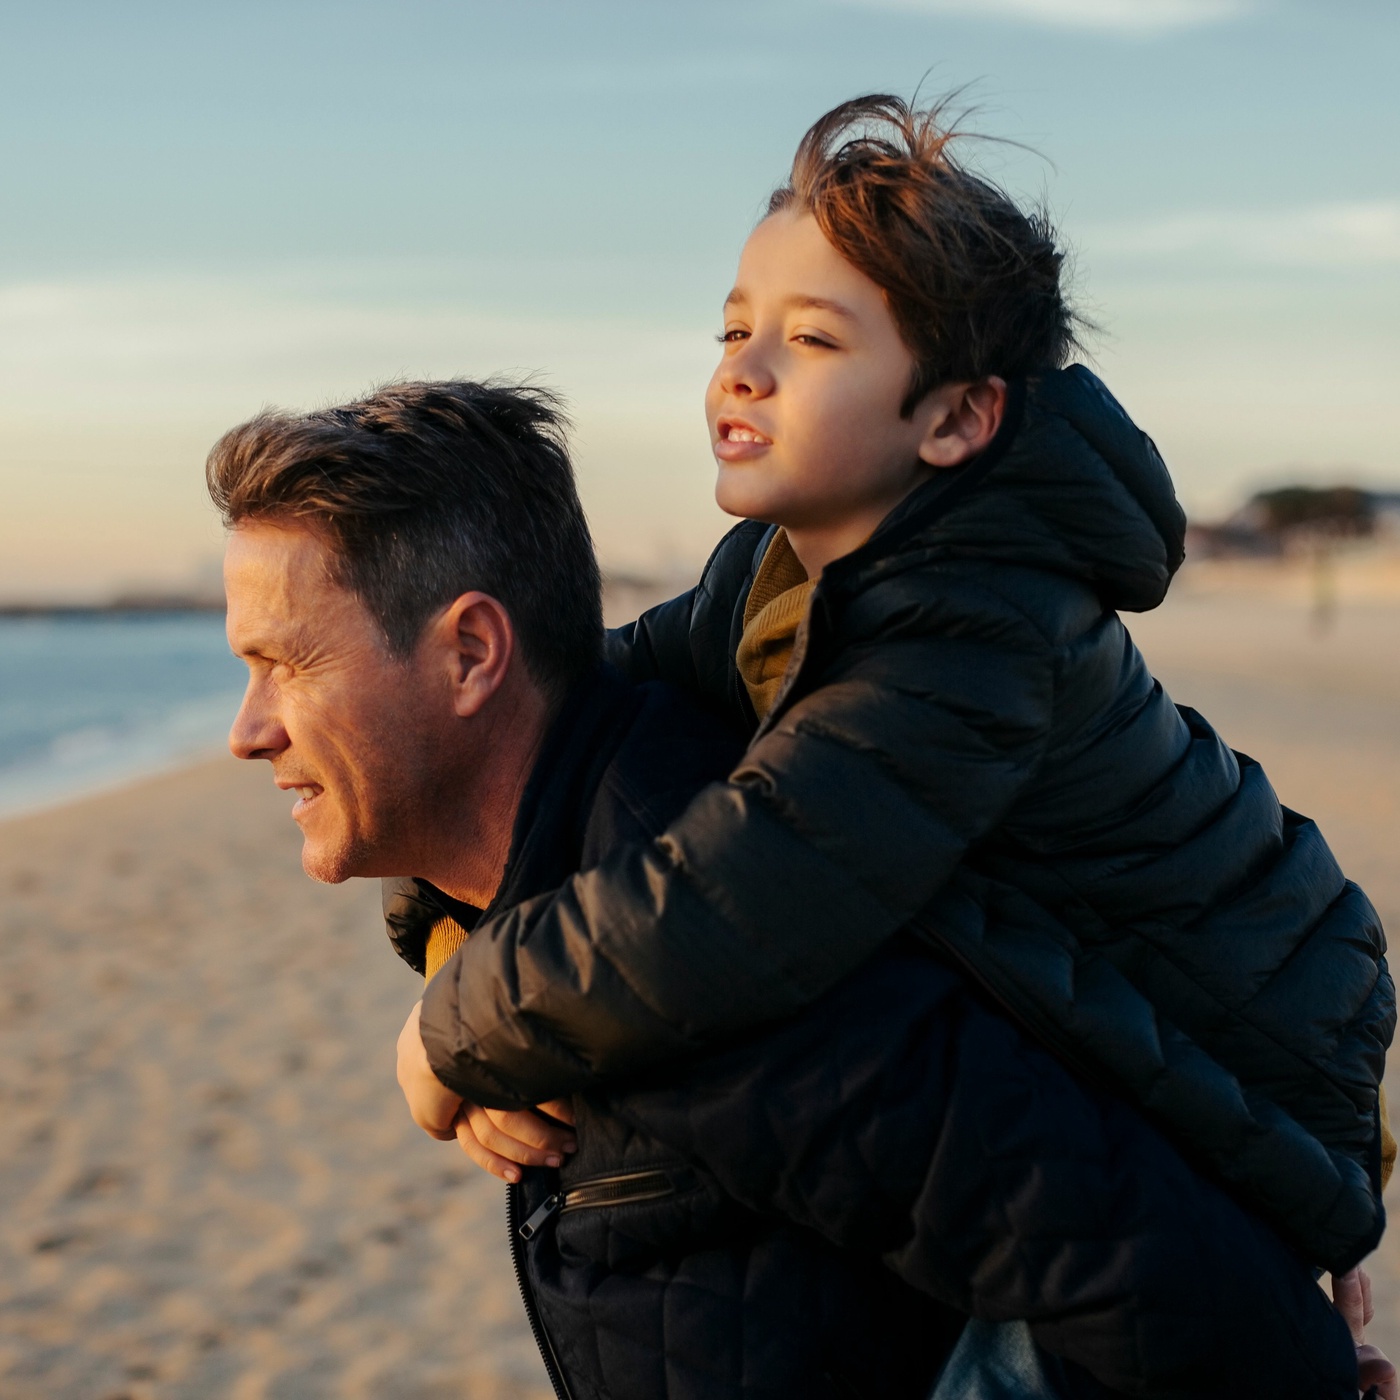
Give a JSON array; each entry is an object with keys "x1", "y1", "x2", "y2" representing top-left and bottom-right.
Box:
[
  {"x1": 396, "y1": 668, "x2": 1358, "y2": 1400},
  {"x1": 419, "y1": 365, "x2": 1393, "y2": 1272}
]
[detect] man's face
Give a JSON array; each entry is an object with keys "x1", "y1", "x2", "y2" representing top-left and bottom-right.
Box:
[
  {"x1": 224, "y1": 522, "x2": 452, "y2": 884},
  {"x1": 705, "y1": 209, "x2": 935, "y2": 540}
]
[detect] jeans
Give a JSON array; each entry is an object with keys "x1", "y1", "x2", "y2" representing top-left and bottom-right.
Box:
[{"x1": 930, "y1": 1319, "x2": 1065, "y2": 1400}]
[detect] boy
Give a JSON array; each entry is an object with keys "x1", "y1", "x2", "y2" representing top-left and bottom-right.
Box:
[{"x1": 398, "y1": 94, "x2": 1393, "y2": 1367}]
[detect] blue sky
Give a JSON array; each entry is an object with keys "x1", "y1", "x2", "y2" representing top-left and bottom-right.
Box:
[{"x1": 1, "y1": 0, "x2": 1396, "y2": 598}]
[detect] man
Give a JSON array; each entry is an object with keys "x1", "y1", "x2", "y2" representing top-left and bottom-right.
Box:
[{"x1": 214, "y1": 379, "x2": 1364, "y2": 1400}]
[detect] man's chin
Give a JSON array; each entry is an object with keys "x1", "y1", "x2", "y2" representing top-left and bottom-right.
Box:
[
  {"x1": 300, "y1": 849, "x2": 353, "y2": 884},
  {"x1": 299, "y1": 836, "x2": 372, "y2": 885}
]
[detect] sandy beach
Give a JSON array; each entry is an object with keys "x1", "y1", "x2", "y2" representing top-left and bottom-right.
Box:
[
  {"x1": 0, "y1": 761, "x2": 552, "y2": 1400},
  {"x1": 4, "y1": 573, "x2": 1400, "y2": 1396}
]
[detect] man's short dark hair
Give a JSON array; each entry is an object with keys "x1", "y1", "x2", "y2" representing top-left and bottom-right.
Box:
[{"x1": 207, "y1": 380, "x2": 603, "y2": 702}]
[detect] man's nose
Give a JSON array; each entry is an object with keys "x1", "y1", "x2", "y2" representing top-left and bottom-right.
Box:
[
  {"x1": 718, "y1": 338, "x2": 776, "y2": 399},
  {"x1": 228, "y1": 679, "x2": 289, "y2": 762}
]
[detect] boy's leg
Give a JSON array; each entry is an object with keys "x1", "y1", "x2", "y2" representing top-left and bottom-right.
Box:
[
  {"x1": 605, "y1": 946, "x2": 1354, "y2": 1399},
  {"x1": 930, "y1": 1320, "x2": 1064, "y2": 1400}
]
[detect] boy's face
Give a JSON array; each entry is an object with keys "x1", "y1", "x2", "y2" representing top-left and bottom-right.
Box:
[{"x1": 706, "y1": 209, "x2": 940, "y2": 567}]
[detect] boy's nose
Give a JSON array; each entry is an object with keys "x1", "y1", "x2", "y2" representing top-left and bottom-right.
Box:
[{"x1": 718, "y1": 345, "x2": 775, "y2": 399}]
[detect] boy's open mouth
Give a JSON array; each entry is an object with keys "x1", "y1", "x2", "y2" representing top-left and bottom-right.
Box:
[
  {"x1": 719, "y1": 417, "x2": 771, "y2": 444},
  {"x1": 716, "y1": 418, "x2": 772, "y2": 460}
]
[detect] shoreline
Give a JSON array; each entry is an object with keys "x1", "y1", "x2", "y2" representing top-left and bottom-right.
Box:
[
  {"x1": 0, "y1": 610, "x2": 244, "y2": 825},
  {"x1": 0, "y1": 741, "x2": 235, "y2": 826}
]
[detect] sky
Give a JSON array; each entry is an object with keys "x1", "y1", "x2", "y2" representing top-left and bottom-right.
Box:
[{"x1": 1, "y1": 0, "x2": 1397, "y2": 600}]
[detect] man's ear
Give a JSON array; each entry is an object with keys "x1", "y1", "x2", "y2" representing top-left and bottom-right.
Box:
[
  {"x1": 426, "y1": 591, "x2": 516, "y2": 719},
  {"x1": 916, "y1": 376, "x2": 1008, "y2": 469}
]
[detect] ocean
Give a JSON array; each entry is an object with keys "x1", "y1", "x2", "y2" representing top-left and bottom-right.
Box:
[{"x1": 0, "y1": 612, "x2": 245, "y2": 819}]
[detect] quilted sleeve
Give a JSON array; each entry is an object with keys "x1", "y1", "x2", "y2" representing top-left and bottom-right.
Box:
[
  {"x1": 604, "y1": 518, "x2": 766, "y2": 723},
  {"x1": 605, "y1": 587, "x2": 701, "y2": 687},
  {"x1": 419, "y1": 572, "x2": 1058, "y2": 1106}
]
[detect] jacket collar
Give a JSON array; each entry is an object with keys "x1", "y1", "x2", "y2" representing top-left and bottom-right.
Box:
[
  {"x1": 419, "y1": 665, "x2": 639, "y2": 931},
  {"x1": 820, "y1": 366, "x2": 1185, "y2": 615}
]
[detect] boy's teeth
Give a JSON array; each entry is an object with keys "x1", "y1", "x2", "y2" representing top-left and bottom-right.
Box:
[{"x1": 729, "y1": 427, "x2": 769, "y2": 443}]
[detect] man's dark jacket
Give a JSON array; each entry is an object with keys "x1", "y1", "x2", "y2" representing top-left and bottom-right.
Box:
[
  {"x1": 389, "y1": 666, "x2": 1357, "y2": 1400},
  {"x1": 411, "y1": 366, "x2": 1393, "y2": 1273}
]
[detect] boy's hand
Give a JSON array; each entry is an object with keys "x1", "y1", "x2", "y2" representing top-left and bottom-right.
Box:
[
  {"x1": 453, "y1": 1099, "x2": 578, "y2": 1184},
  {"x1": 396, "y1": 1000, "x2": 463, "y2": 1140},
  {"x1": 1358, "y1": 1344, "x2": 1398, "y2": 1400},
  {"x1": 1332, "y1": 1267, "x2": 1398, "y2": 1400},
  {"x1": 1334, "y1": 1266, "x2": 1376, "y2": 1343}
]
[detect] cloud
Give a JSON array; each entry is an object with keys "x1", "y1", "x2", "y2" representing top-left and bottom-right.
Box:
[
  {"x1": 0, "y1": 265, "x2": 715, "y2": 422},
  {"x1": 1084, "y1": 201, "x2": 1400, "y2": 269},
  {"x1": 829, "y1": 0, "x2": 1252, "y2": 34},
  {"x1": 0, "y1": 264, "x2": 732, "y2": 586}
]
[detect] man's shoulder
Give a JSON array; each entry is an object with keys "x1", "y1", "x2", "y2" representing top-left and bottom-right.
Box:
[{"x1": 581, "y1": 679, "x2": 745, "y2": 862}]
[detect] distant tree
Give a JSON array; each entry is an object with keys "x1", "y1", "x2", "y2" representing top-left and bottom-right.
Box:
[{"x1": 1251, "y1": 486, "x2": 1375, "y2": 539}]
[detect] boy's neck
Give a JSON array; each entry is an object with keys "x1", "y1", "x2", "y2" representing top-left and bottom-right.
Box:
[
  {"x1": 783, "y1": 527, "x2": 848, "y2": 581},
  {"x1": 783, "y1": 475, "x2": 933, "y2": 579}
]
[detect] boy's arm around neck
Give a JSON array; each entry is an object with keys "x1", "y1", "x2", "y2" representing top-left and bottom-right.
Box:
[
  {"x1": 419, "y1": 562, "x2": 1059, "y2": 1106},
  {"x1": 604, "y1": 519, "x2": 767, "y2": 734},
  {"x1": 605, "y1": 589, "x2": 698, "y2": 687}
]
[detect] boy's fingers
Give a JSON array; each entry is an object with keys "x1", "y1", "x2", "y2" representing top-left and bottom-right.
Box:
[
  {"x1": 454, "y1": 1113, "x2": 526, "y2": 1184},
  {"x1": 467, "y1": 1104, "x2": 574, "y2": 1167},
  {"x1": 1361, "y1": 1265, "x2": 1375, "y2": 1327},
  {"x1": 1334, "y1": 1269, "x2": 1367, "y2": 1344},
  {"x1": 1356, "y1": 1343, "x2": 1397, "y2": 1400},
  {"x1": 482, "y1": 1106, "x2": 578, "y2": 1155},
  {"x1": 537, "y1": 1098, "x2": 576, "y2": 1126}
]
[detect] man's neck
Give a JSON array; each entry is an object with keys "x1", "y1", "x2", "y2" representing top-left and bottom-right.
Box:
[{"x1": 415, "y1": 675, "x2": 553, "y2": 909}]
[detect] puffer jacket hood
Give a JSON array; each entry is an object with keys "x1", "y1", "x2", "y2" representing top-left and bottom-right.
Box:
[{"x1": 838, "y1": 367, "x2": 1185, "y2": 617}]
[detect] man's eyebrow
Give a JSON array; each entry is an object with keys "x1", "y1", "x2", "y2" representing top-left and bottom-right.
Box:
[{"x1": 229, "y1": 630, "x2": 288, "y2": 663}]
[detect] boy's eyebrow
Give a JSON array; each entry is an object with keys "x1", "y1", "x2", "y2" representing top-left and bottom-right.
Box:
[
  {"x1": 789, "y1": 295, "x2": 857, "y2": 320},
  {"x1": 722, "y1": 289, "x2": 858, "y2": 321}
]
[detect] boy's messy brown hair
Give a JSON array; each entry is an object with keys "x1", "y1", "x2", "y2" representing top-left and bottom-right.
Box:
[{"x1": 768, "y1": 94, "x2": 1078, "y2": 414}]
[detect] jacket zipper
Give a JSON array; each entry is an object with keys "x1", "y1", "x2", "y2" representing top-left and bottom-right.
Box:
[
  {"x1": 518, "y1": 1168, "x2": 678, "y2": 1240},
  {"x1": 506, "y1": 1181, "x2": 574, "y2": 1400}
]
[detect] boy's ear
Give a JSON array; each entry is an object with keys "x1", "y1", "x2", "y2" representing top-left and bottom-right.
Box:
[{"x1": 917, "y1": 376, "x2": 1008, "y2": 469}]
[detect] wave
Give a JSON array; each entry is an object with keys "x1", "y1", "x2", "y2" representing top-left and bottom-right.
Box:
[{"x1": 0, "y1": 687, "x2": 245, "y2": 820}]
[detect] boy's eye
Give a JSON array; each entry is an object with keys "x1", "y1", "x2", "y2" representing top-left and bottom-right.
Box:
[
  {"x1": 793, "y1": 333, "x2": 836, "y2": 349},
  {"x1": 717, "y1": 328, "x2": 749, "y2": 343}
]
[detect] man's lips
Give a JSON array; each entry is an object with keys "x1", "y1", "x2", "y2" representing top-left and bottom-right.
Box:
[
  {"x1": 276, "y1": 780, "x2": 325, "y2": 819},
  {"x1": 714, "y1": 417, "x2": 773, "y2": 462}
]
